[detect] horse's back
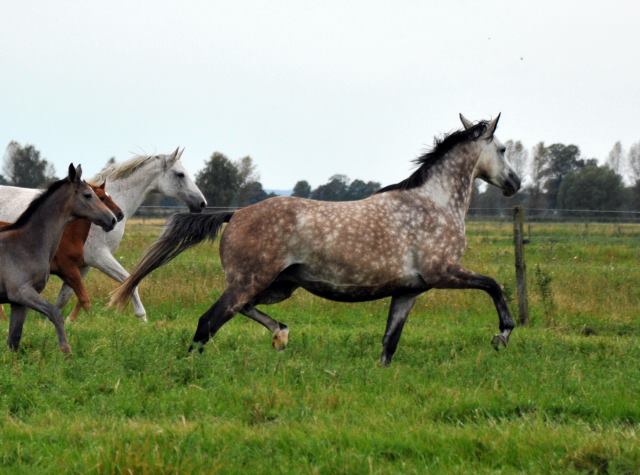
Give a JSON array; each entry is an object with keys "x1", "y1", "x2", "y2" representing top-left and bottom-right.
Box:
[{"x1": 0, "y1": 185, "x2": 41, "y2": 222}]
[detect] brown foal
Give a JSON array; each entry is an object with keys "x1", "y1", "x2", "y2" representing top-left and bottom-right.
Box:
[{"x1": 0, "y1": 181, "x2": 123, "y2": 321}]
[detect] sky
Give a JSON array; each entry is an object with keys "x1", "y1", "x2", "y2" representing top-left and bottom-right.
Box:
[{"x1": 1, "y1": 0, "x2": 638, "y2": 189}]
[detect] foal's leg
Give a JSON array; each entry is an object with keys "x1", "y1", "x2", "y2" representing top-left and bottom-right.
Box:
[
  {"x1": 55, "y1": 266, "x2": 89, "y2": 310},
  {"x1": 7, "y1": 304, "x2": 27, "y2": 351},
  {"x1": 240, "y1": 306, "x2": 289, "y2": 351},
  {"x1": 12, "y1": 286, "x2": 71, "y2": 353},
  {"x1": 436, "y1": 265, "x2": 515, "y2": 349},
  {"x1": 60, "y1": 266, "x2": 91, "y2": 322},
  {"x1": 380, "y1": 293, "x2": 420, "y2": 366},
  {"x1": 0, "y1": 305, "x2": 7, "y2": 320}
]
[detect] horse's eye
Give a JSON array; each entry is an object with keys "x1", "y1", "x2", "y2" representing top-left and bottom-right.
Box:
[
  {"x1": 499, "y1": 147, "x2": 506, "y2": 154},
  {"x1": 175, "y1": 172, "x2": 185, "y2": 179},
  {"x1": 83, "y1": 193, "x2": 92, "y2": 199}
]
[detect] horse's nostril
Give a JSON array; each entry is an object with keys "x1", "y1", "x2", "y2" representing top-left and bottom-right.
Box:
[
  {"x1": 111, "y1": 217, "x2": 116, "y2": 225},
  {"x1": 200, "y1": 201, "x2": 206, "y2": 209}
]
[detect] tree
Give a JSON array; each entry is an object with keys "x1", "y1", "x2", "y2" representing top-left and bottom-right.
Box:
[
  {"x1": 235, "y1": 181, "x2": 269, "y2": 206},
  {"x1": 2, "y1": 141, "x2": 57, "y2": 187},
  {"x1": 628, "y1": 141, "x2": 640, "y2": 184},
  {"x1": 528, "y1": 142, "x2": 547, "y2": 208},
  {"x1": 196, "y1": 152, "x2": 241, "y2": 206},
  {"x1": 311, "y1": 174, "x2": 350, "y2": 201},
  {"x1": 235, "y1": 156, "x2": 258, "y2": 185},
  {"x1": 606, "y1": 141, "x2": 623, "y2": 175},
  {"x1": 345, "y1": 179, "x2": 380, "y2": 200},
  {"x1": 557, "y1": 162, "x2": 625, "y2": 210},
  {"x1": 538, "y1": 143, "x2": 584, "y2": 209},
  {"x1": 504, "y1": 140, "x2": 529, "y2": 183},
  {"x1": 292, "y1": 180, "x2": 312, "y2": 198},
  {"x1": 0, "y1": 174, "x2": 7, "y2": 185}
]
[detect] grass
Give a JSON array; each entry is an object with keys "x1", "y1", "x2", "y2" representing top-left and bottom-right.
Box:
[{"x1": 1, "y1": 220, "x2": 639, "y2": 474}]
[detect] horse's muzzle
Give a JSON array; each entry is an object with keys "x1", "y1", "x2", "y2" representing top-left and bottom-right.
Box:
[
  {"x1": 100, "y1": 216, "x2": 117, "y2": 232},
  {"x1": 502, "y1": 171, "x2": 521, "y2": 197}
]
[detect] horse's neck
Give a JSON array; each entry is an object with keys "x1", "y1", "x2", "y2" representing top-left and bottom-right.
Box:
[
  {"x1": 105, "y1": 164, "x2": 162, "y2": 219},
  {"x1": 21, "y1": 188, "x2": 73, "y2": 261},
  {"x1": 414, "y1": 145, "x2": 479, "y2": 217}
]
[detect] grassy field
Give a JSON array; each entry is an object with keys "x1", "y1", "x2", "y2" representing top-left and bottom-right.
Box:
[{"x1": 1, "y1": 220, "x2": 639, "y2": 474}]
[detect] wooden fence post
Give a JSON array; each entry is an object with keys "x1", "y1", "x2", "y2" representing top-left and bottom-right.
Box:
[{"x1": 513, "y1": 206, "x2": 529, "y2": 325}]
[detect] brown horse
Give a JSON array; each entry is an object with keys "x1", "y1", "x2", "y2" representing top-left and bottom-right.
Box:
[
  {"x1": 112, "y1": 115, "x2": 521, "y2": 365},
  {"x1": 0, "y1": 181, "x2": 123, "y2": 322}
]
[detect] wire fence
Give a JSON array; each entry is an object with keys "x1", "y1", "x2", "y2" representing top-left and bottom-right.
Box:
[{"x1": 133, "y1": 205, "x2": 640, "y2": 224}]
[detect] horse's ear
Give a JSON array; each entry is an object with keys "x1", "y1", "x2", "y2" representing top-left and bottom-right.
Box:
[
  {"x1": 68, "y1": 163, "x2": 76, "y2": 182},
  {"x1": 177, "y1": 147, "x2": 185, "y2": 160},
  {"x1": 172, "y1": 147, "x2": 180, "y2": 160},
  {"x1": 459, "y1": 113, "x2": 473, "y2": 130},
  {"x1": 75, "y1": 164, "x2": 83, "y2": 182},
  {"x1": 482, "y1": 113, "x2": 501, "y2": 139},
  {"x1": 99, "y1": 179, "x2": 107, "y2": 190}
]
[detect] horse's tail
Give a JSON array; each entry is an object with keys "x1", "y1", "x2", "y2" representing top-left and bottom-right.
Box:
[{"x1": 109, "y1": 211, "x2": 233, "y2": 308}]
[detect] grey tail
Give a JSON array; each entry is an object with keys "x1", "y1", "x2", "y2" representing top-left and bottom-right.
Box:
[{"x1": 110, "y1": 212, "x2": 232, "y2": 308}]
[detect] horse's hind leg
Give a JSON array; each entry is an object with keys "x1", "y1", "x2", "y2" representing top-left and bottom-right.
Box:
[
  {"x1": 241, "y1": 281, "x2": 298, "y2": 351},
  {"x1": 436, "y1": 265, "x2": 515, "y2": 350},
  {"x1": 7, "y1": 304, "x2": 27, "y2": 351},
  {"x1": 380, "y1": 293, "x2": 420, "y2": 366},
  {"x1": 189, "y1": 288, "x2": 254, "y2": 352},
  {"x1": 0, "y1": 305, "x2": 7, "y2": 320},
  {"x1": 241, "y1": 306, "x2": 289, "y2": 351}
]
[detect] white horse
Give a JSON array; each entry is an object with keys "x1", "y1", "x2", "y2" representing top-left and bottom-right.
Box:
[{"x1": 0, "y1": 148, "x2": 206, "y2": 321}]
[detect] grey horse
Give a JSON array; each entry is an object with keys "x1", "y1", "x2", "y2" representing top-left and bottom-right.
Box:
[
  {"x1": 112, "y1": 114, "x2": 521, "y2": 365},
  {"x1": 0, "y1": 164, "x2": 116, "y2": 353}
]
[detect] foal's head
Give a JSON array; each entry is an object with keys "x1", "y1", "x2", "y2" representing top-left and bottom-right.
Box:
[
  {"x1": 460, "y1": 114, "x2": 521, "y2": 196},
  {"x1": 91, "y1": 180, "x2": 124, "y2": 222},
  {"x1": 67, "y1": 164, "x2": 117, "y2": 232}
]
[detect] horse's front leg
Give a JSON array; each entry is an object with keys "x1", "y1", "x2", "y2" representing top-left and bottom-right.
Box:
[
  {"x1": 380, "y1": 293, "x2": 420, "y2": 366},
  {"x1": 7, "y1": 304, "x2": 27, "y2": 351},
  {"x1": 12, "y1": 286, "x2": 71, "y2": 353},
  {"x1": 435, "y1": 265, "x2": 515, "y2": 349}
]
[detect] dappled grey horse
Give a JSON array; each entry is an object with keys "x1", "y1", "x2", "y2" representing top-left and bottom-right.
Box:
[
  {"x1": 113, "y1": 114, "x2": 521, "y2": 365},
  {"x1": 0, "y1": 165, "x2": 116, "y2": 353}
]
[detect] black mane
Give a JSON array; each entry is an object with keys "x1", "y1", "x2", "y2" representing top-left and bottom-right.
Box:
[
  {"x1": 0, "y1": 178, "x2": 70, "y2": 232},
  {"x1": 376, "y1": 121, "x2": 488, "y2": 194}
]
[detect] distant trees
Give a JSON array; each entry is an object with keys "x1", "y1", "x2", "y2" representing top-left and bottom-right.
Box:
[
  {"x1": 292, "y1": 180, "x2": 311, "y2": 198},
  {"x1": 558, "y1": 162, "x2": 625, "y2": 210},
  {"x1": 195, "y1": 152, "x2": 276, "y2": 206},
  {"x1": 2, "y1": 141, "x2": 57, "y2": 187},
  {"x1": 309, "y1": 174, "x2": 380, "y2": 201}
]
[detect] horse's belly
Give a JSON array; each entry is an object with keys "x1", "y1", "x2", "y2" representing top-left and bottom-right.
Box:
[{"x1": 289, "y1": 264, "x2": 425, "y2": 302}]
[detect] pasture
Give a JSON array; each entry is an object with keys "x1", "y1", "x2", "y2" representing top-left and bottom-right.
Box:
[{"x1": 1, "y1": 220, "x2": 639, "y2": 474}]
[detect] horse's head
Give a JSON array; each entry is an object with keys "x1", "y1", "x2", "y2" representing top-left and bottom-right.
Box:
[
  {"x1": 154, "y1": 148, "x2": 207, "y2": 213},
  {"x1": 460, "y1": 113, "x2": 521, "y2": 197},
  {"x1": 67, "y1": 164, "x2": 117, "y2": 231},
  {"x1": 91, "y1": 180, "x2": 124, "y2": 222}
]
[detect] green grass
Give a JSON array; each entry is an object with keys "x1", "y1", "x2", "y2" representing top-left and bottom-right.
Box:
[{"x1": 1, "y1": 221, "x2": 639, "y2": 474}]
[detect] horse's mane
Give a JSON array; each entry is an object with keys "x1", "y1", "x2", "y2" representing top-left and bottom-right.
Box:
[
  {"x1": 93, "y1": 154, "x2": 158, "y2": 182},
  {"x1": 376, "y1": 121, "x2": 488, "y2": 194},
  {"x1": 0, "y1": 178, "x2": 69, "y2": 232}
]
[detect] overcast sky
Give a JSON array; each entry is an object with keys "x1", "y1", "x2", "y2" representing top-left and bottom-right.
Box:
[{"x1": 1, "y1": 1, "x2": 638, "y2": 189}]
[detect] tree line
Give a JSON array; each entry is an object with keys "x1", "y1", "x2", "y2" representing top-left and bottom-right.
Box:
[{"x1": 3, "y1": 138, "x2": 640, "y2": 211}]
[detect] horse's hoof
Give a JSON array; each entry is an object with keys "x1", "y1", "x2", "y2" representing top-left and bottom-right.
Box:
[
  {"x1": 137, "y1": 314, "x2": 148, "y2": 323},
  {"x1": 491, "y1": 334, "x2": 508, "y2": 351},
  {"x1": 272, "y1": 328, "x2": 289, "y2": 351},
  {"x1": 60, "y1": 343, "x2": 72, "y2": 355},
  {"x1": 379, "y1": 355, "x2": 392, "y2": 367}
]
